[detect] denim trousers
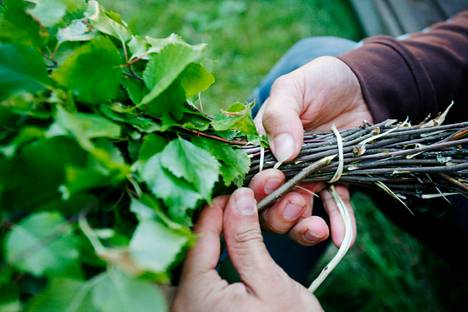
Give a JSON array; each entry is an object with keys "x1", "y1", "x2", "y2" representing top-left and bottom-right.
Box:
[{"x1": 252, "y1": 37, "x2": 468, "y2": 285}]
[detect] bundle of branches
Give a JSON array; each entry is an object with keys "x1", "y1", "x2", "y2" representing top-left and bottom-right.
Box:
[
  {"x1": 244, "y1": 117, "x2": 468, "y2": 210},
  {"x1": 242, "y1": 115, "x2": 467, "y2": 292}
]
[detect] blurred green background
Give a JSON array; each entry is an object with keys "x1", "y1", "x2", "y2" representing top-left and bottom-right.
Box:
[
  {"x1": 101, "y1": 1, "x2": 464, "y2": 311},
  {"x1": 101, "y1": 0, "x2": 360, "y2": 108}
]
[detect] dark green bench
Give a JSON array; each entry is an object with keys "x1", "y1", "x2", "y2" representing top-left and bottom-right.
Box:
[{"x1": 350, "y1": 0, "x2": 468, "y2": 36}]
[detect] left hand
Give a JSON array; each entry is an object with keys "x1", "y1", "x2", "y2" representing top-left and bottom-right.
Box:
[
  {"x1": 251, "y1": 57, "x2": 364, "y2": 247},
  {"x1": 172, "y1": 188, "x2": 323, "y2": 312}
]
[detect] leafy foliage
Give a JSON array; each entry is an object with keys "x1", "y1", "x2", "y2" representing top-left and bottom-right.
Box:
[
  {"x1": 52, "y1": 36, "x2": 123, "y2": 104},
  {"x1": 5, "y1": 212, "x2": 80, "y2": 278},
  {"x1": 0, "y1": 1, "x2": 258, "y2": 310}
]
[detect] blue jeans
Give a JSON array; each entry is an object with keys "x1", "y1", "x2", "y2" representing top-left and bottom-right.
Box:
[
  {"x1": 253, "y1": 37, "x2": 357, "y2": 285},
  {"x1": 253, "y1": 36, "x2": 468, "y2": 285}
]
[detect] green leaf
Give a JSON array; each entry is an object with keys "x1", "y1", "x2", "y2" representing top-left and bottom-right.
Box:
[
  {"x1": 193, "y1": 137, "x2": 250, "y2": 187},
  {"x1": 0, "y1": 126, "x2": 45, "y2": 158},
  {"x1": 130, "y1": 196, "x2": 191, "y2": 233},
  {"x1": 5, "y1": 212, "x2": 80, "y2": 277},
  {"x1": 28, "y1": 0, "x2": 67, "y2": 28},
  {"x1": 51, "y1": 106, "x2": 122, "y2": 143},
  {"x1": 130, "y1": 197, "x2": 156, "y2": 221},
  {"x1": 160, "y1": 138, "x2": 219, "y2": 200},
  {"x1": 212, "y1": 103, "x2": 258, "y2": 138},
  {"x1": 0, "y1": 264, "x2": 14, "y2": 285},
  {"x1": 62, "y1": 160, "x2": 119, "y2": 198},
  {"x1": 145, "y1": 79, "x2": 186, "y2": 121},
  {"x1": 182, "y1": 113, "x2": 210, "y2": 131},
  {"x1": 0, "y1": 0, "x2": 44, "y2": 46},
  {"x1": 85, "y1": 1, "x2": 131, "y2": 42},
  {"x1": 27, "y1": 278, "x2": 97, "y2": 312},
  {"x1": 140, "y1": 42, "x2": 205, "y2": 105},
  {"x1": 99, "y1": 103, "x2": 161, "y2": 133},
  {"x1": 138, "y1": 134, "x2": 167, "y2": 161},
  {"x1": 57, "y1": 20, "x2": 96, "y2": 43},
  {"x1": 62, "y1": 139, "x2": 127, "y2": 198},
  {"x1": 0, "y1": 137, "x2": 87, "y2": 212},
  {"x1": 0, "y1": 284, "x2": 21, "y2": 312},
  {"x1": 129, "y1": 219, "x2": 189, "y2": 273},
  {"x1": 127, "y1": 35, "x2": 148, "y2": 60},
  {"x1": 122, "y1": 77, "x2": 145, "y2": 104},
  {"x1": 91, "y1": 269, "x2": 167, "y2": 312},
  {"x1": 49, "y1": 107, "x2": 129, "y2": 180},
  {"x1": 139, "y1": 154, "x2": 201, "y2": 223},
  {"x1": 0, "y1": 44, "x2": 50, "y2": 98},
  {"x1": 181, "y1": 63, "x2": 215, "y2": 97},
  {"x1": 52, "y1": 36, "x2": 122, "y2": 105},
  {"x1": 129, "y1": 33, "x2": 187, "y2": 61},
  {"x1": 212, "y1": 106, "x2": 257, "y2": 136}
]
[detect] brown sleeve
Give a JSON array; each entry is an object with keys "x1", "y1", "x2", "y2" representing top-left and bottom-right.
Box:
[{"x1": 338, "y1": 11, "x2": 468, "y2": 123}]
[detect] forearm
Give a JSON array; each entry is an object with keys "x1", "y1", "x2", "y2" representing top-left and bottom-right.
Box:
[{"x1": 339, "y1": 11, "x2": 468, "y2": 123}]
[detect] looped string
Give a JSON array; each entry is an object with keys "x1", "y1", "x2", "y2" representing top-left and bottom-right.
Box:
[
  {"x1": 329, "y1": 124, "x2": 344, "y2": 183},
  {"x1": 308, "y1": 185, "x2": 353, "y2": 293},
  {"x1": 259, "y1": 146, "x2": 265, "y2": 172}
]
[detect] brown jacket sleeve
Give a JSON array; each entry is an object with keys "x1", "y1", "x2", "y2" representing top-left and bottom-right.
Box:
[{"x1": 338, "y1": 11, "x2": 468, "y2": 123}]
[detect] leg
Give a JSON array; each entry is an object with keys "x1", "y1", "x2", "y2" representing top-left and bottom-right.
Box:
[{"x1": 252, "y1": 36, "x2": 357, "y2": 285}]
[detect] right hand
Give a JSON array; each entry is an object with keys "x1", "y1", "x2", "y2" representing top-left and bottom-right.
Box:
[
  {"x1": 172, "y1": 188, "x2": 323, "y2": 312},
  {"x1": 252, "y1": 56, "x2": 371, "y2": 247}
]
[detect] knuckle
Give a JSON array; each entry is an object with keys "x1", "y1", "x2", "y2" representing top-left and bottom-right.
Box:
[
  {"x1": 266, "y1": 220, "x2": 289, "y2": 234},
  {"x1": 233, "y1": 228, "x2": 263, "y2": 245},
  {"x1": 271, "y1": 74, "x2": 291, "y2": 91},
  {"x1": 262, "y1": 106, "x2": 281, "y2": 127}
]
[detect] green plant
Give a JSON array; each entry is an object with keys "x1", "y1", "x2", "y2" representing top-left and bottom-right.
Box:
[{"x1": 0, "y1": 1, "x2": 259, "y2": 310}]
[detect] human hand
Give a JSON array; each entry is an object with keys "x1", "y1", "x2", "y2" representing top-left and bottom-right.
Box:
[
  {"x1": 172, "y1": 188, "x2": 323, "y2": 312},
  {"x1": 252, "y1": 56, "x2": 371, "y2": 247}
]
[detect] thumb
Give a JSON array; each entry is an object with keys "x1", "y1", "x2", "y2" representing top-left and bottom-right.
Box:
[
  {"x1": 262, "y1": 74, "x2": 304, "y2": 162},
  {"x1": 223, "y1": 188, "x2": 282, "y2": 294}
]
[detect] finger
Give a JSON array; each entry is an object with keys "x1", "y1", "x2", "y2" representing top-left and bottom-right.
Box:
[
  {"x1": 182, "y1": 196, "x2": 228, "y2": 279},
  {"x1": 261, "y1": 191, "x2": 309, "y2": 234},
  {"x1": 291, "y1": 181, "x2": 327, "y2": 218},
  {"x1": 249, "y1": 168, "x2": 285, "y2": 200},
  {"x1": 223, "y1": 188, "x2": 281, "y2": 293},
  {"x1": 262, "y1": 74, "x2": 304, "y2": 162},
  {"x1": 288, "y1": 216, "x2": 330, "y2": 246},
  {"x1": 320, "y1": 185, "x2": 356, "y2": 247}
]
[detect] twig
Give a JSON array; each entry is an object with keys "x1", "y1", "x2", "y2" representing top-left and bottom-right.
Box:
[
  {"x1": 257, "y1": 155, "x2": 336, "y2": 211},
  {"x1": 180, "y1": 128, "x2": 248, "y2": 145},
  {"x1": 245, "y1": 120, "x2": 468, "y2": 200},
  {"x1": 439, "y1": 173, "x2": 468, "y2": 193}
]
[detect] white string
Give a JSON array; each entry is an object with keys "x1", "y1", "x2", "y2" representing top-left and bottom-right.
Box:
[
  {"x1": 308, "y1": 185, "x2": 353, "y2": 293},
  {"x1": 329, "y1": 125, "x2": 344, "y2": 183},
  {"x1": 259, "y1": 146, "x2": 265, "y2": 172}
]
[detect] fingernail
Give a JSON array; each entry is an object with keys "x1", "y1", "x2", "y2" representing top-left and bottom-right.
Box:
[
  {"x1": 283, "y1": 201, "x2": 305, "y2": 221},
  {"x1": 272, "y1": 133, "x2": 295, "y2": 162},
  {"x1": 234, "y1": 195, "x2": 257, "y2": 216},
  {"x1": 264, "y1": 178, "x2": 282, "y2": 194}
]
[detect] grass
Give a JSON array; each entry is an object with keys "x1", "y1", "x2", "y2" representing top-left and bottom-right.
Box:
[
  {"x1": 317, "y1": 193, "x2": 441, "y2": 311},
  {"x1": 100, "y1": 1, "x2": 464, "y2": 310},
  {"x1": 101, "y1": 0, "x2": 361, "y2": 111}
]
